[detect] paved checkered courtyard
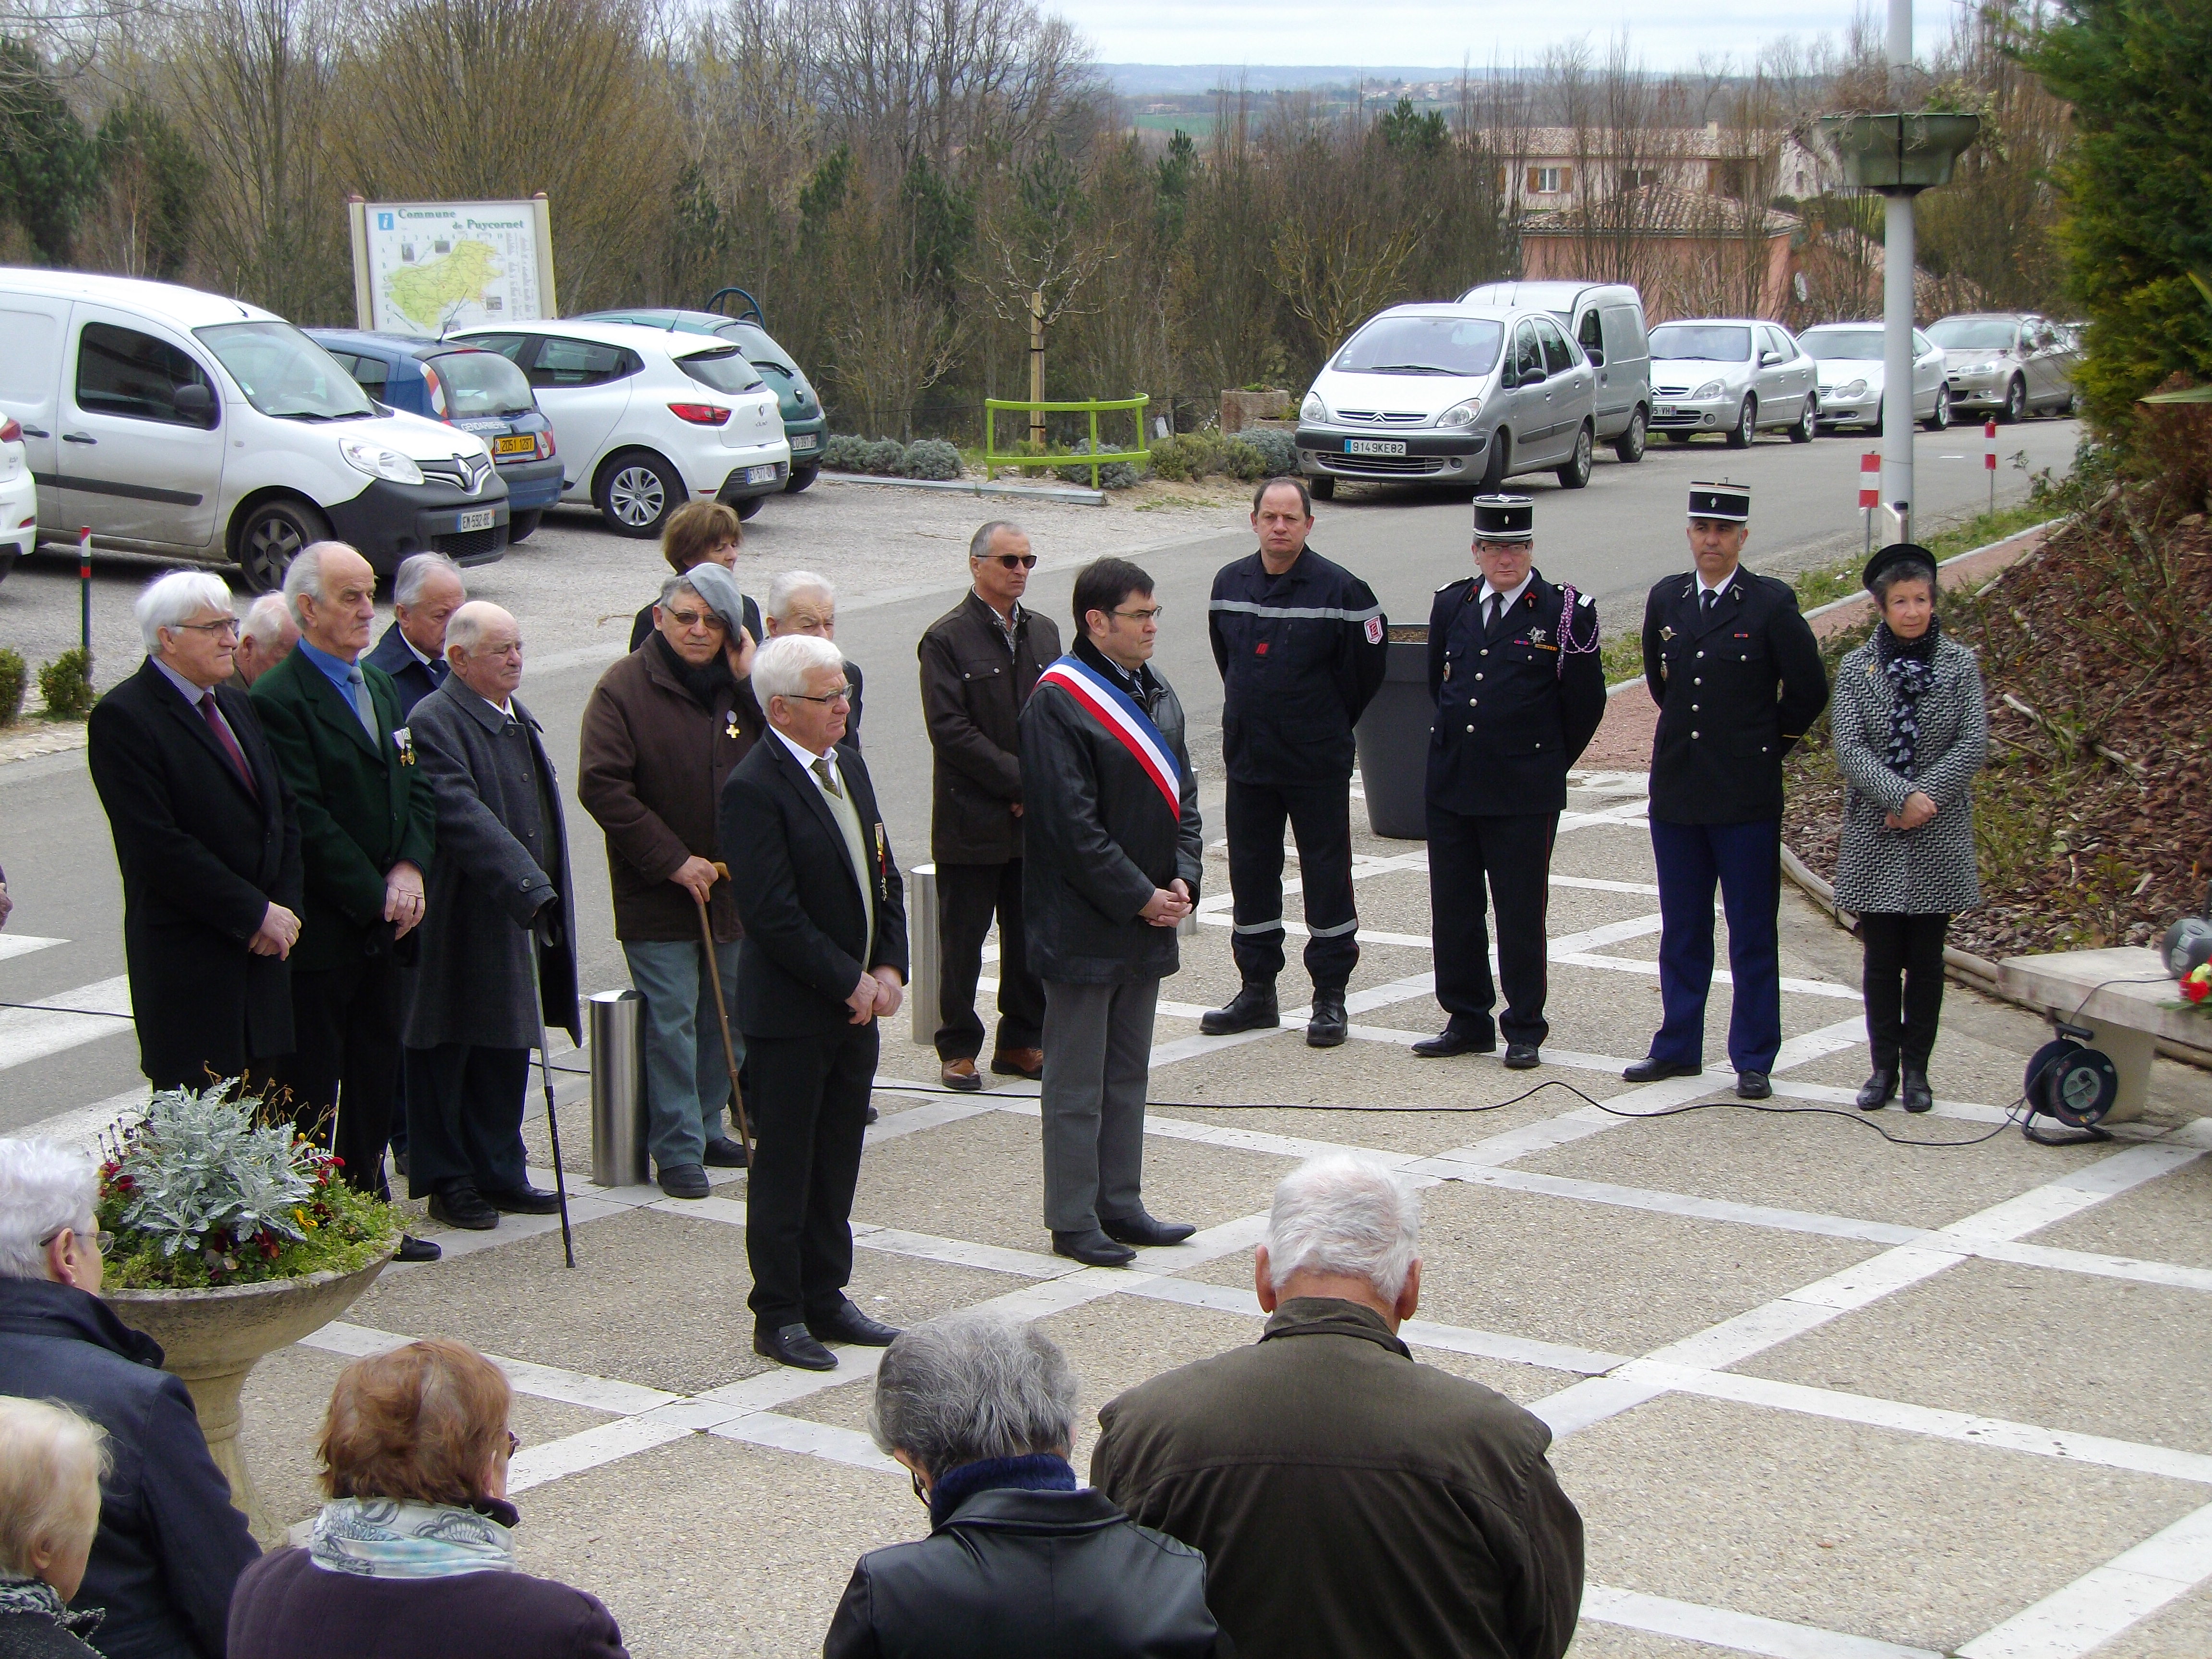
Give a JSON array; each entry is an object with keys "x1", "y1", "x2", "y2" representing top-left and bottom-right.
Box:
[{"x1": 226, "y1": 769, "x2": 2212, "y2": 1659}]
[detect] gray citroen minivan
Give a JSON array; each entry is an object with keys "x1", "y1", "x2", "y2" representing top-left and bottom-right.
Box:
[{"x1": 1459, "y1": 281, "x2": 1652, "y2": 462}]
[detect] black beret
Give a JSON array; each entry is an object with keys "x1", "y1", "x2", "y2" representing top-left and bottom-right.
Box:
[{"x1": 1863, "y1": 541, "x2": 1938, "y2": 592}]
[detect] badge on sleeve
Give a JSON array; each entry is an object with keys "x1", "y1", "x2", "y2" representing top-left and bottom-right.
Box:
[{"x1": 1364, "y1": 616, "x2": 1384, "y2": 645}]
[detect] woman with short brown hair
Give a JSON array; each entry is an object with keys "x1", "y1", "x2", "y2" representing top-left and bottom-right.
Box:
[
  {"x1": 630, "y1": 501, "x2": 761, "y2": 650},
  {"x1": 227, "y1": 1339, "x2": 626, "y2": 1659}
]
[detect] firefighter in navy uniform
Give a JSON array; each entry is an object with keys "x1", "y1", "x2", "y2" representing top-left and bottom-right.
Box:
[
  {"x1": 1625, "y1": 481, "x2": 1828, "y2": 1098},
  {"x1": 1413, "y1": 495, "x2": 1605, "y2": 1068},
  {"x1": 1200, "y1": 477, "x2": 1388, "y2": 1047}
]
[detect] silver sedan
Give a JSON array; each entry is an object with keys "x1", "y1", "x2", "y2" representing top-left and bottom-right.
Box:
[
  {"x1": 1799, "y1": 323, "x2": 1951, "y2": 432},
  {"x1": 1647, "y1": 320, "x2": 1817, "y2": 448}
]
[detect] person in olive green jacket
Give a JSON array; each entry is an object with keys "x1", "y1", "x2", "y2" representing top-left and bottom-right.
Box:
[{"x1": 252, "y1": 543, "x2": 439, "y2": 1263}]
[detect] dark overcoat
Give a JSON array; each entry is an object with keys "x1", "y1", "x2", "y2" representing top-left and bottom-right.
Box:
[
  {"x1": 364, "y1": 622, "x2": 443, "y2": 718},
  {"x1": 87, "y1": 659, "x2": 302, "y2": 1087},
  {"x1": 249, "y1": 649, "x2": 436, "y2": 974},
  {"x1": 1427, "y1": 570, "x2": 1607, "y2": 816},
  {"x1": 917, "y1": 592, "x2": 1060, "y2": 865},
  {"x1": 402, "y1": 679, "x2": 579, "y2": 1048}
]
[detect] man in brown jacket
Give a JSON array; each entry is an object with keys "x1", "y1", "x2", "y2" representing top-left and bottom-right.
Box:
[
  {"x1": 1091, "y1": 1154, "x2": 1585, "y2": 1659},
  {"x1": 579, "y1": 563, "x2": 760, "y2": 1198},
  {"x1": 916, "y1": 522, "x2": 1061, "y2": 1092}
]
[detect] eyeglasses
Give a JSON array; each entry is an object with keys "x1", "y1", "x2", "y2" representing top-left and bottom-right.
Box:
[
  {"x1": 785, "y1": 685, "x2": 854, "y2": 706},
  {"x1": 39, "y1": 1226, "x2": 110, "y2": 1253},
  {"x1": 173, "y1": 618, "x2": 241, "y2": 638},
  {"x1": 984, "y1": 553, "x2": 1038, "y2": 569},
  {"x1": 1112, "y1": 605, "x2": 1164, "y2": 623},
  {"x1": 664, "y1": 609, "x2": 727, "y2": 634},
  {"x1": 504, "y1": 1430, "x2": 521, "y2": 1458}
]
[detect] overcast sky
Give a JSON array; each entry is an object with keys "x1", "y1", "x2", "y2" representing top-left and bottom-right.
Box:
[{"x1": 1081, "y1": 0, "x2": 1947, "y2": 75}]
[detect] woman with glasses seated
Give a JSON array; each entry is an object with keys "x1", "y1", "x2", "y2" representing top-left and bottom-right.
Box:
[{"x1": 228, "y1": 1337, "x2": 627, "y2": 1659}]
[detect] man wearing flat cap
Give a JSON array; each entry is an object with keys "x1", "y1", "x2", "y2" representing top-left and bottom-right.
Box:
[
  {"x1": 1415, "y1": 495, "x2": 1605, "y2": 1068},
  {"x1": 1627, "y1": 482, "x2": 1827, "y2": 1098}
]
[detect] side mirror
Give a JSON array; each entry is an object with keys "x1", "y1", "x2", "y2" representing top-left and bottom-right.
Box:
[
  {"x1": 1584, "y1": 347, "x2": 1605, "y2": 367},
  {"x1": 172, "y1": 382, "x2": 215, "y2": 424},
  {"x1": 1520, "y1": 365, "x2": 1546, "y2": 386},
  {"x1": 1759, "y1": 349, "x2": 1783, "y2": 366}
]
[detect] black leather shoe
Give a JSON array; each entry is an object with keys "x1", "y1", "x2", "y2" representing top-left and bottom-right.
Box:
[
  {"x1": 1856, "y1": 1070, "x2": 1898, "y2": 1110},
  {"x1": 1736, "y1": 1070, "x2": 1772, "y2": 1100},
  {"x1": 1412, "y1": 1028, "x2": 1496, "y2": 1058},
  {"x1": 866, "y1": 1102, "x2": 880, "y2": 1124},
  {"x1": 755, "y1": 1322, "x2": 837, "y2": 1371},
  {"x1": 657, "y1": 1163, "x2": 710, "y2": 1199},
  {"x1": 428, "y1": 1187, "x2": 497, "y2": 1230},
  {"x1": 807, "y1": 1303, "x2": 902, "y2": 1346},
  {"x1": 1623, "y1": 1056, "x2": 1700, "y2": 1082},
  {"x1": 393, "y1": 1148, "x2": 409, "y2": 1178},
  {"x1": 1503, "y1": 1042, "x2": 1542, "y2": 1070},
  {"x1": 1200, "y1": 980, "x2": 1279, "y2": 1035},
  {"x1": 1307, "y1": 988, "x2": 1348, "y2": 1048},
  {"x1": 1052, "y1": 1228, "x2": 1137, "y2": 1267},
  {"x1": 394, "y1": 1234, "x2": 442, "y2": 1263},
  {"x1": 703, "y1": 1137, "x2": 749, "y2": 1167},
  {"x1": 1100, "y1": 1211, "x2": 1196, "y2": 1248},
  {"x1": 1900, "y1": 1068, "x2": 1934, "y2": 1114},
  {"x1": 483, "y1": 1184, "x2": 562, "y2": 1214}
]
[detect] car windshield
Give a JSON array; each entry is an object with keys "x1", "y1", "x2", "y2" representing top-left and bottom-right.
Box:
[
  {"x1": 676, "y1": 347, "x2": 766, "y2": 394},
  {"x1": 426, "y1": 349, "x2": 535, "y2": 418},
  {"x1": 1649, "y1": 324, "x2": 1751, "y2": 362},
  {"x1": 1333, "y1": 316, "x2": 1503, "y2": 376},
  {"x1": 1926, "y1": 317, "x2": 2019, "y2": 350},
  {"x1": 1802, "y1": 330, "x2": 1885, "y2": 361},
  {"x1": 195, "y1": 322, "x2": 376, "y2": 420}
]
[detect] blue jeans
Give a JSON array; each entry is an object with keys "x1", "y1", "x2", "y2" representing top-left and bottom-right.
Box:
[{"x1": 623, "y1": 938, "x2": 743, "y2": 1171}]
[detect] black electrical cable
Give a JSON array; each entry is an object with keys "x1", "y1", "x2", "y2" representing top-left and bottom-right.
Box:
[{"x1": 0, "y1": 1000, "x2": 132, "y2": 1018}]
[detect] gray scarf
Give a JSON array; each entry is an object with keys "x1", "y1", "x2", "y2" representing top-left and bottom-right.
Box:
[
  {"x1": 308, "y1": 1497, "x2": 517, "y2": 1579},
  {"x1": 0, "y1": 1574, "x2": 102, "y2": 1638}
]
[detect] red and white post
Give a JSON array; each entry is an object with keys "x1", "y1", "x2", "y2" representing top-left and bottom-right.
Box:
[
  {"x1": 1861, "y1": 451, "x2": 1881, "y2": 554},
  {"x1": 1984, "y1": 417, "x2": 1998, "y2": 517}
]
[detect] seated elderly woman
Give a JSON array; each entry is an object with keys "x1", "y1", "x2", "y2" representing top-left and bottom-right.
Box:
[
  {"x1": 824, "y1": 1311, "x2": 1226, "y2": 1659},
  {"x1": 0, "y1": 1397, "x2": 110, "y2": 1659},
  {"x1": 227, "y1": 1338, "x2": 627, "y2": 1659}
]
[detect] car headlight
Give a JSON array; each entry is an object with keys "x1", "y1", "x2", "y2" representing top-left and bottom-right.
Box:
[
  {"x1": 1438, "y1": 398, "x2": 1482, "y2": 428},
  {"x1": 1301, "y1": 391, "x2": 1328, "y2": 423},
  {"x1": 339, "y1": 436, "x2": 425, "y2": 486},
  {"x1": 1692, "y1": 380, "x2": 1724, "y2": 401},
  {"x1": 1837, "y1": 378, "x2": 1868, "y2": 398}
]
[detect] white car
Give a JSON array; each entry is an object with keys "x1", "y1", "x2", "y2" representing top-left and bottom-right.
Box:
[
  {"x1": 1647, "y1": 319, "x2": 1817, "y2": 447},
  {"x1": 1800, "y1": 323, "x2": 1951, "y2": 432},
  {"x1": 0, "y1": 416, "x2": 33, "y2": 581},
  {"x1": 451, "y1": 320, "x2": 790, "y2": 537}
]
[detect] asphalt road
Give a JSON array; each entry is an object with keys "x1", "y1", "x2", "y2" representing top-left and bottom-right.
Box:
[{"x1": 0, "y1": 416, "x2": 2079, "y2": 1134}]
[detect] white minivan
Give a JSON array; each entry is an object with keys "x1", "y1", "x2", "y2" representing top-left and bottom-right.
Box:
[{"x1": 0, "y1": 269, "x2": 509, "y2": 591}]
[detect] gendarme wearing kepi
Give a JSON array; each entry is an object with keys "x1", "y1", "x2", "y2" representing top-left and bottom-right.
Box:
[
  {"x1": 1625, "y1": 481, "x2": 1828, "y2": 1099},
  {"x1": 1412, "y1": 493, "x2": 1605, "y2": 1069}
]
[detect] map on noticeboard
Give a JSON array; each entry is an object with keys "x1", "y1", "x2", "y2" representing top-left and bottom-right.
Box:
[{"x1": 347, "y1": 198, "x2": 558, "y2": 337}]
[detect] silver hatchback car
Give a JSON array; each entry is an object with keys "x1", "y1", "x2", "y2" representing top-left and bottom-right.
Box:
[{"x1": 1647, "y1": 319, "x2": 1817, "y2": 447}]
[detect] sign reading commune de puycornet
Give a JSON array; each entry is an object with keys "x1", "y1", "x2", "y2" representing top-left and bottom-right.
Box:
[{"x1": 346, "y1": 197, "x2": 559, "y2": 338}]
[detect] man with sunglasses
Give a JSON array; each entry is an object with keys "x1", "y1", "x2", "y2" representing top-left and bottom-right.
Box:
[{"x1": 917, "y1": 523, "x2": 1062, "y2": 1093}]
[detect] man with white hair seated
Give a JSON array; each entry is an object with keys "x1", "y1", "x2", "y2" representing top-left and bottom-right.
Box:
[
  {"x1": 87, "y1": 569, "x2": 302, "y2": 1089},
  {"x1": 0, "y1": 1138, "x2": 259, "y2": 1658},
  {"x1": 1091, "y1": 1154, "x2": 1585, "y2": 1659},
  {"x1": 764, "y1": 570, "x2": 862, "y2": 746},
  {"x1": 231, "y1": 594, "x2": 299, "y2": 688}
]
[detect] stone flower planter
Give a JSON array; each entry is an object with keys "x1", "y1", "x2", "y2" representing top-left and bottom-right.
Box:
[
  {"x1": 1816, "y1": 111, "x2": 1982, "y2": 192},
  {"x1": 105, "y1": 1249, "x2": 394, "y2": 1544}
]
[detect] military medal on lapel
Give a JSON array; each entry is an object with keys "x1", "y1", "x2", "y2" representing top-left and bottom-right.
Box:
[
  {"x1": 392, "y1": 727, "x2": 415, "y2": 766},
  {"x1": 725, "y1": 711, "x2": 741, "y2": 740},
  {"x1": 1528, "y1": 627, "x2": 1548, "y2": 645}
]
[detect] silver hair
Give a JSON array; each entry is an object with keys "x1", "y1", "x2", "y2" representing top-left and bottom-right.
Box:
[
  {"x1": 868, "y1": 1311, "x2": 1078, "y2": 1477},
  {"x1": 0, "y1": 1396, "x2": 110, "y2": 1578},
  {"x1": 1263, "y1": 1153, "x2": 1422, "y2": 1301},
  {"x1": 240, "y1": 592, "x2": 294, "y2": 647},
  {"x1": 393, "y1": 551, "x2": 464, "y2": 609},
  {"x1": 768, "y1": 569, "x2": 834, "y2": 619},
  {"x1": 968, "y1": 521, "x2": 1022, "y2": 560},
  {"x1": 752, "y1": 633, "x2": 844, "y2": 703},
  {"x1": 0, "y1": 1139, "x2": 97, "y2": 1281},
  {"x1": 135, "y1": 570, "x2": 234, "y2": 655},
  {"x1": 443, "y1": 601, "x2": 511, "y2": 660},
  {"x1": 657, "y1": 574, "x2": 702, "y2": 610},
  {"x1": 281, "y1": 541, "x2": 362, "y2": 625}
]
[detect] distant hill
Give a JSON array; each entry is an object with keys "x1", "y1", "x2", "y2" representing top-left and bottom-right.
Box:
[{"x1": 1096, "y1": 63, "x2": 1477, "y2": 96}]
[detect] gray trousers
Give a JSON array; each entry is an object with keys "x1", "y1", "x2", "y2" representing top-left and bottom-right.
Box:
[{"x1": 1040, "y1": 977, "x2": 1159, "y2": 1232}]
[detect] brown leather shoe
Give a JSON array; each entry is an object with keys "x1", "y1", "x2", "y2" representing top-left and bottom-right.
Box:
[
  {"x1": 991, "y1": 1047, "x2": 1044, "y2": 1080},
  {"x1": 940, "y1": 1058, "x2": 984, "y2": 1092}
]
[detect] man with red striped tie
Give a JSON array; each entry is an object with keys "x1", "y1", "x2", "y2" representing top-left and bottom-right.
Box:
[{"x1": 1018, "y1": 558, "x2": 1203, "y2": 1267}]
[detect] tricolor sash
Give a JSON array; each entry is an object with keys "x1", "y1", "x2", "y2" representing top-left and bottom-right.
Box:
[{"x1": 1037, "y1": 655, "x2": 1181, "y2": 819}]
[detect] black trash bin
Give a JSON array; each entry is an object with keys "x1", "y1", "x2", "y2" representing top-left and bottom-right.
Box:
[{"x1": 1354, "y1": 625, "x2": 1431, "y2": 840}]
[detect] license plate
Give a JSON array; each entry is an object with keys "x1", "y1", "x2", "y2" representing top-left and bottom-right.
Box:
[
  {"x1": 745, "y1": 464, "x2": 778, "y2": 484},
  {"x1": 791, "y1": 432, "x2": 819, "y2": 451},
  {"x1": 456, "y1": 508, "x2": 495, "y2": 532},
  {"x1": 1657, "y1": 405, "x2": 1677, "y2": 417},
  {"x1": 1344, "y1": 439, "x2": 1406, "y2": 457},
  {"x1": 493, "y1": 433, "x2": 537, "y2": 456}
]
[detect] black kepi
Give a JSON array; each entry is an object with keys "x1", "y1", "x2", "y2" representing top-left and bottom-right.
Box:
[
  {"x1": 1473, "y1": 493, "x2": 1535, "y2": 542},
  {"x1": 1687, "y1": 480, "x2": 1752, "y2": 522},
  {"x1": 1862, "y1": 541, "x2": 1938, "y2": 592}
]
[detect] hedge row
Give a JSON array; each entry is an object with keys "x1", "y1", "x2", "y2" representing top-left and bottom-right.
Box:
[
  {"x1": 821, "y1": 435, "x2": 962, "y2": 480},
  {"x1": 821, "y1": 426, "x2": 1301, "y2": 491}
]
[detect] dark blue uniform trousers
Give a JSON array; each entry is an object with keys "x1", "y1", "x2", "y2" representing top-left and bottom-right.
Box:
[
  {"x1": 1226, "y1": 778, "x2": 1359, "y2": 989},
  {"x1": 1428, "y1": 806, "x2": 1556, "y2": 1046},
  {"x1": 1648, "y1": 817, "x2": 1783, "y2": 1073}
]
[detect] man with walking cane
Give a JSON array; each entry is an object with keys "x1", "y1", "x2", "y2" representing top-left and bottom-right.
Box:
[{"x1": 580, "y1": 563, "x2": 762, "y2": 1199}]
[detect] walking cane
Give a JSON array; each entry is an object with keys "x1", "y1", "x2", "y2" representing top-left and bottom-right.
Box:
[
  {"x1": 696, "y1": 863, "x2": 753, "y2": 1159},
  {"x1": 525, "y1": 936, "x2": 577, "y2": 1269}
]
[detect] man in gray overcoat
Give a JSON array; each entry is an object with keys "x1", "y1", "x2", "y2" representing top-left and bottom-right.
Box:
[{"x1": 402, "y1": 601, "x2": 581, "y2": 1231}]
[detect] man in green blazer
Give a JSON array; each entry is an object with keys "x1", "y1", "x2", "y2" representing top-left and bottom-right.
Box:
[{"x1": 252, "y1": 541, "x2": 439, "y2": 1263}]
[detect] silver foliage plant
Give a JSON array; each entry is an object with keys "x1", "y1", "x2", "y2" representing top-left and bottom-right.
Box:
[{"x1": 109, "y1": 1085, "x2": 318, "y2": 1258}]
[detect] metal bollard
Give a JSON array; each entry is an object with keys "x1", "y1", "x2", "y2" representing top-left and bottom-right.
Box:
[
  {"x1": 589, "y1": 989, "x2": 649, "y2": 1188},
  {"x1": 908, "y1": 863, "x2": 939, "y2": 1047}
]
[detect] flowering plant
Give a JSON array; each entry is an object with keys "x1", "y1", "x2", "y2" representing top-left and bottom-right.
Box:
[
  {"x1": 2177, "y1": 963, "x2": 2212, "y2": 1007},
  {"x1": 97, "y1": 1083, "x2": 398, "y2": 1290}
]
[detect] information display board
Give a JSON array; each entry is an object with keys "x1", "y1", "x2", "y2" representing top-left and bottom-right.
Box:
[{"x1": 347, "y1": 196, "x2": 558, "y2": 337}]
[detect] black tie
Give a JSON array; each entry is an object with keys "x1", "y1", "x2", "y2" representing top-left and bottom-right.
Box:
[
  {"x1": 1701, "y1": 589, "x2": 1718, "y2": 618},
  {"x1": 1487, "y1": 595, "x2": 1503, "y2": 631}
]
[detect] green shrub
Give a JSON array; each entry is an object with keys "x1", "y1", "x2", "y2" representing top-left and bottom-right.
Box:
[
  {"x1": 38, "y1": 649, "x2": 95, "y2": 720},
  {"x1": 861, "y1": 438, "x2": 906, "y2": 476},
  {"x1": 1221, "y1": 437, "x2": 1268, "y2": 482},
  {"x1": 822, "y1": 434, "x2": 868, "y2": 472},
  {"x1": 1147, "y1": 432, "x2": 1219, "y2": 481},
  {"x1": 1055, "y1": 439, "x2": 1140, "y2": 489},
  {"x1": 902, "y1": 438, "x2": 962, "y2": 480},
  {"x1": 1232, "y1": 427, "x2": 1298, "y2": 476},
  {"x1": 0, "y1": 648, "x2": 25, "y2": 724}
]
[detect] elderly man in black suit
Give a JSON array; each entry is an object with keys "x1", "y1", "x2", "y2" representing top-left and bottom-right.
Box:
[
  {"x1": 719, "y1": 633, "x2": 908, "y2": 1371},
  {"x1": 88, "y1": 570, "x2": 302, "y2": 1091},
  {"x1": 365, "y1": 551, "x2": 466, "y2": 718}
]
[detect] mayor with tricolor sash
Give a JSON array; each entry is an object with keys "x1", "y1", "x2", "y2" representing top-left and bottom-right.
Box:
[{"x1": 1020, "y1": 557, "x2": 1204, "y2": 1267}]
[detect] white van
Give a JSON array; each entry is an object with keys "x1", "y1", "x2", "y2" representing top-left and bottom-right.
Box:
[
  {"x1": 0, "y1": 269, "x2": 509, "y2": 591},
  {"x1": 1459, "y1": 281, "x2": 1652, "y2": 461}
]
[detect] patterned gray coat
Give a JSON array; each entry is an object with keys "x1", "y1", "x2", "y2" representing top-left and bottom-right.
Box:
[{"x1": 1829, "y1": 632, "x2": 1987, "y2": 916}]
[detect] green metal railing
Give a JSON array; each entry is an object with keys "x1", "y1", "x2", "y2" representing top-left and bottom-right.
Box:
[{"x1": 984, "y1": 395, "x2": 1150, "y2": 488}]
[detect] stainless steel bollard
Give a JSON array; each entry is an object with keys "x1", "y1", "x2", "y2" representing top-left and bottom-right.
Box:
[
  {"x1": 908, "y1": 863, "x2": 939, "y2": 1047},
  {"x1": 589, "y1": 989, "x2": 649, "y2": 1188}
]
